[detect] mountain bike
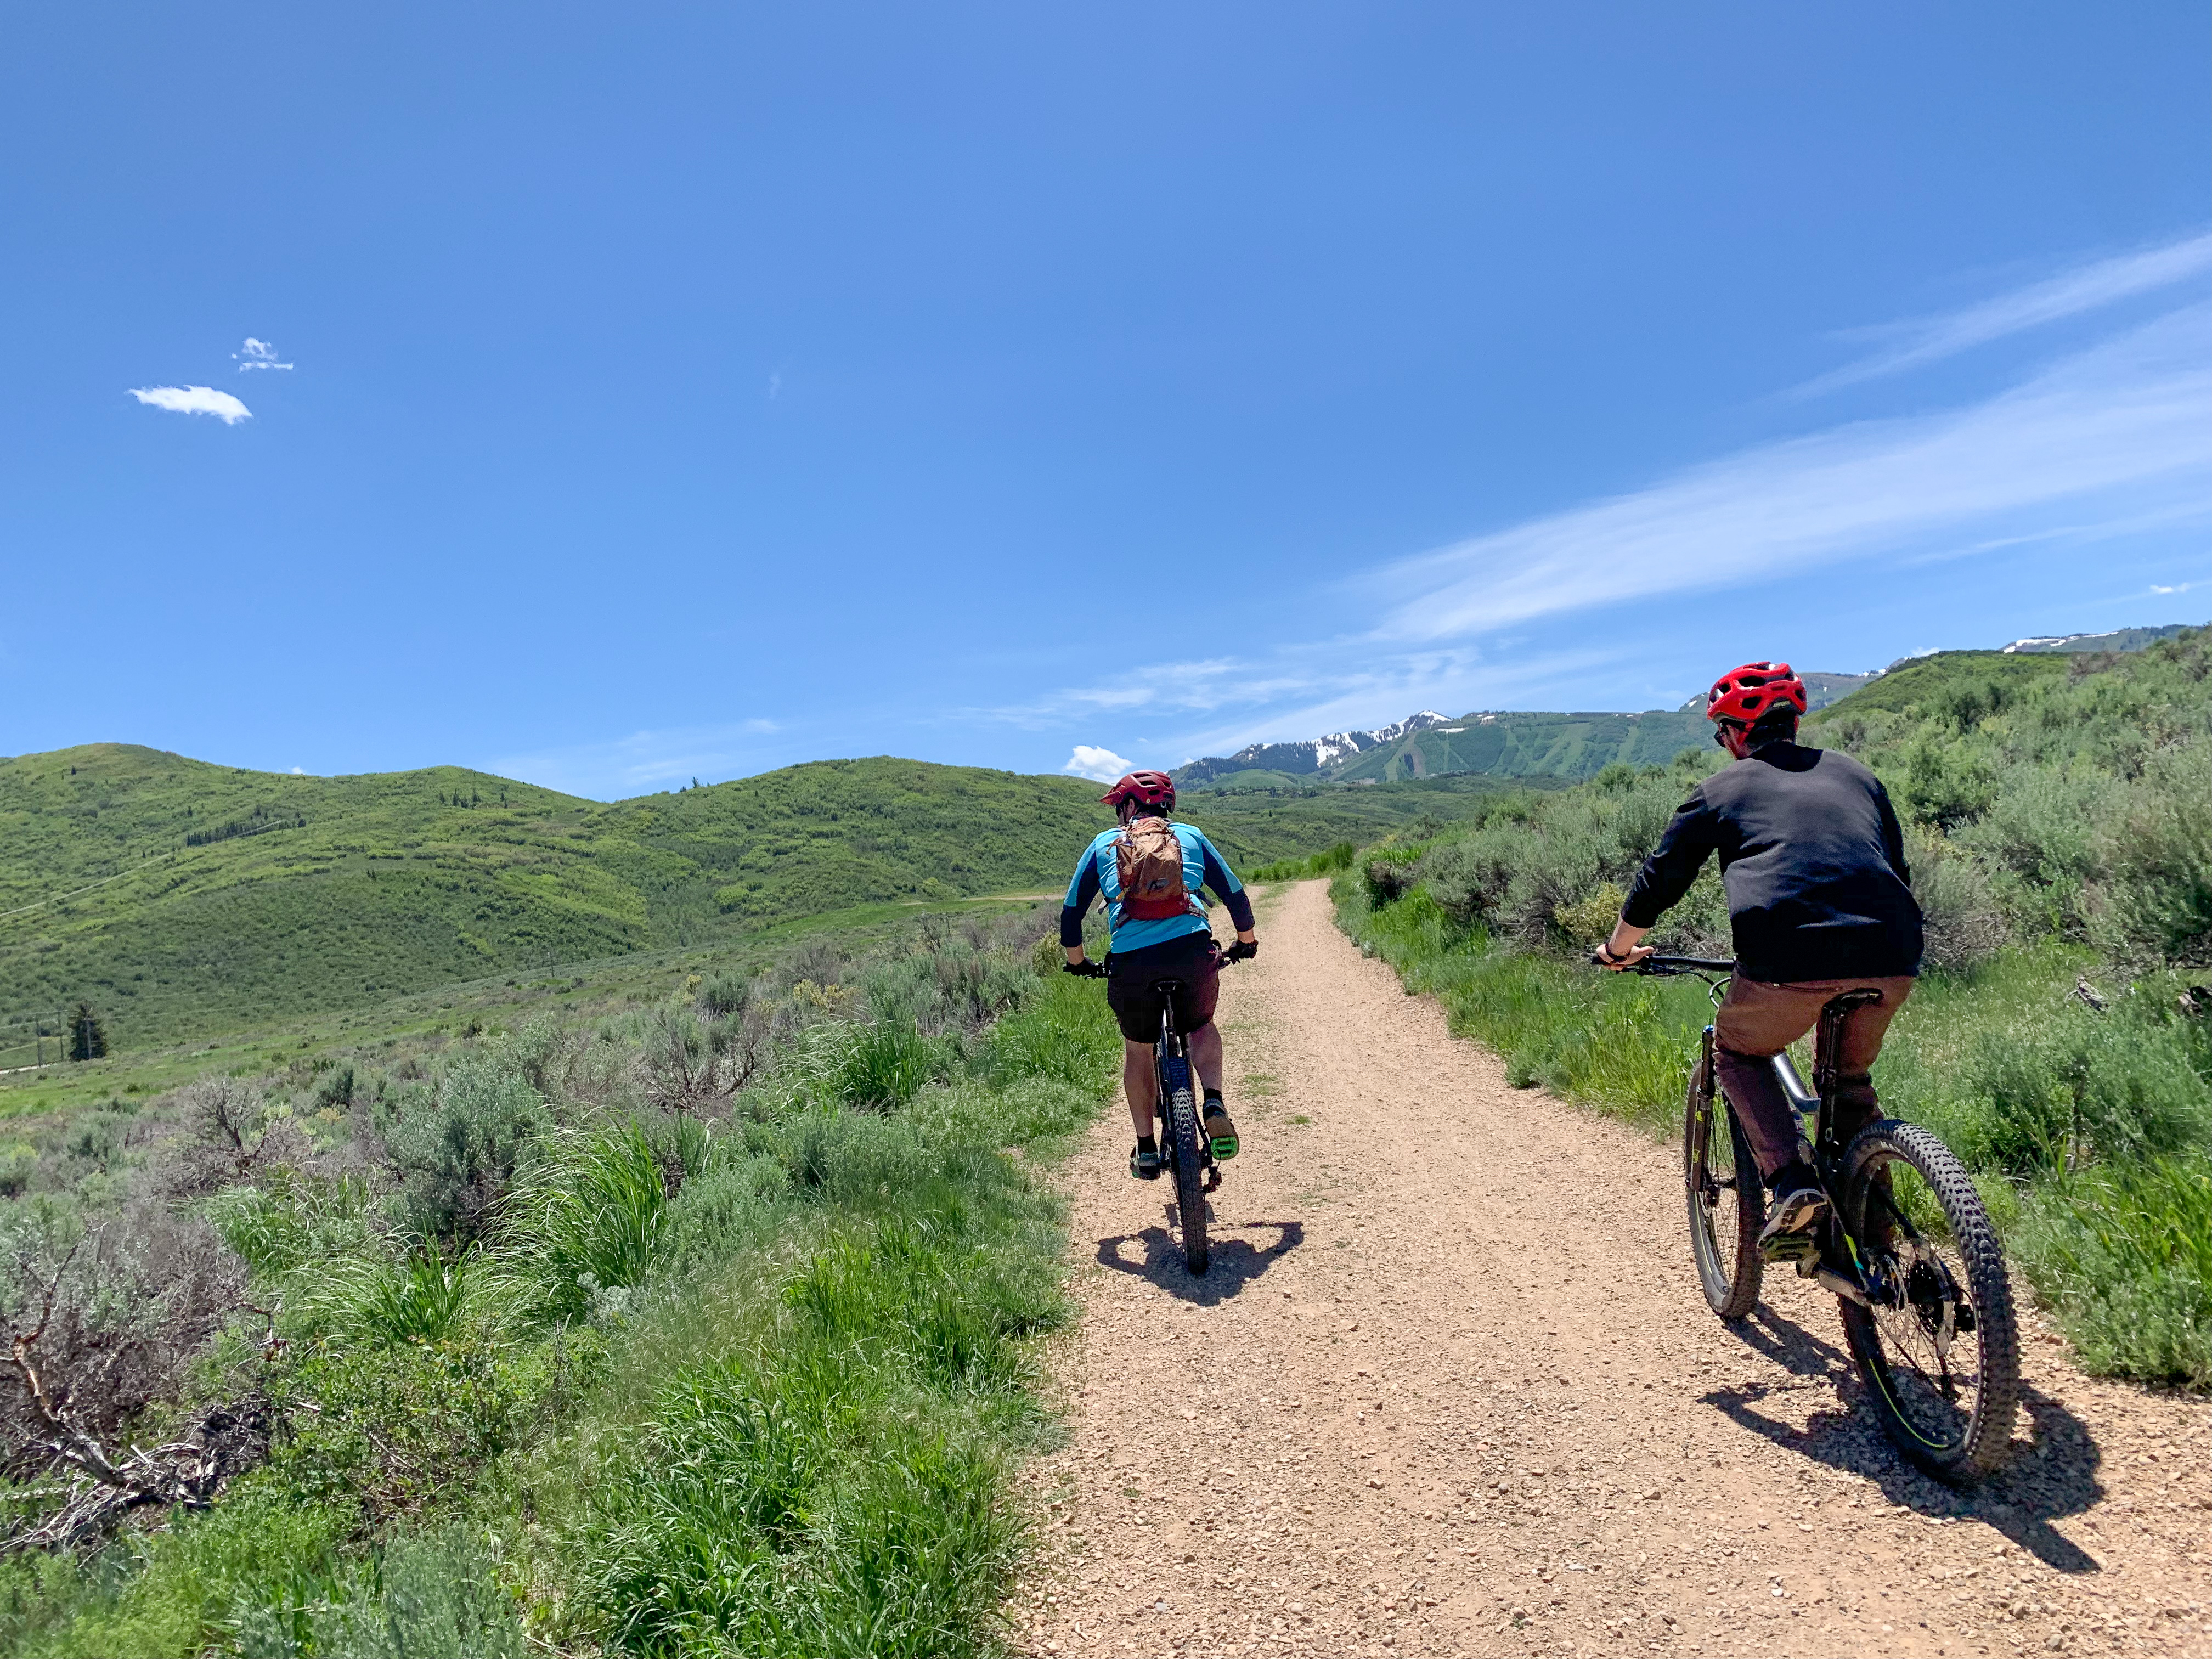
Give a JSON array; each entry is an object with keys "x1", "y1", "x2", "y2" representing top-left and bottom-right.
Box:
[
  {"x1": 1632, "y1": 955, "x2": 2020, "y2": 1481},
  {"x1": 1142, "y1": 950, "x2": 1246, "y2": 1277}
]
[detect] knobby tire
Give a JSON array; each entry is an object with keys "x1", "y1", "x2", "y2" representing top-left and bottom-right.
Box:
[
  {"x1": 1167, "y1": 1084, "x2": 1209, "y2": 1276},
  {"x1": 1838, "y1": 1120, "x2": 2021, "y2": 1482},
  {"x1": 1684, "y1": 1053, "x2": 1763, "y2": 1320}
]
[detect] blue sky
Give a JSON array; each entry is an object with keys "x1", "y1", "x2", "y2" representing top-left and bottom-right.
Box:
[{"x1": 5, "y1": 4, "x2": 2207, "y2": 797}]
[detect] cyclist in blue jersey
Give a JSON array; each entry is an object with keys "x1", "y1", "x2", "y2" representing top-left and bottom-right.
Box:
[{"x1": 1062, "y1": 770, "x2": 1259, "y2": 1181}]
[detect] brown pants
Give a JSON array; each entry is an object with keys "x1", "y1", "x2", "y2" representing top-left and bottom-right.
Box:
[{"x1": 1712, "y1": 975, "x2": 1915, "y2": 1180}]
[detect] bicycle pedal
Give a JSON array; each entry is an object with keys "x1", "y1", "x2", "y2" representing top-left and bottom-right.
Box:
[{"x1": 1762, "y1": 1232, "x2": 1819, "y2": 1268}]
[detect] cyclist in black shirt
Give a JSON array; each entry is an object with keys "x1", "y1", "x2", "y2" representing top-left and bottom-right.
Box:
[{"x1": 1595, "y1": 662, "x2": 1923, "y2": 1252}]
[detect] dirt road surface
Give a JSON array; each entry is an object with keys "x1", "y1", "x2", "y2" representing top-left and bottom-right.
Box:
[{"x1": 1010, "y1": 880, "x2": 2212, "y2": 1659}]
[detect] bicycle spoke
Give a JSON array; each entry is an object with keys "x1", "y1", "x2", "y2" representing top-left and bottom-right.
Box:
[{"x1": 1857, "y1": 1161, "x2": 1989, "y2": 1453}]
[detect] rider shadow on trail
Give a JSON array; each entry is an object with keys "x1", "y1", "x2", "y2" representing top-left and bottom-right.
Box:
[
  {"x1": 1699, "y1": 1302, "x2": 2104, "y2": 1574},
  {"x1": 1094, "y1": 1218, "x2": 1304, "y2": 1308}
]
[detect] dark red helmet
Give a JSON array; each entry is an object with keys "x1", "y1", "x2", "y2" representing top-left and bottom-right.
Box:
[
  {"x1": 1706, "y1": 662, "x2": 1808, "y2": 725},
  {"x1": 1101, "y1": 770, "x2": 1176, "y2": 811}
]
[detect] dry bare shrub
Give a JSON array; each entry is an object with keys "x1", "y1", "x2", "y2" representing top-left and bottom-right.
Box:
[
  {"x1": 0, "y1": 1200, "x2": 256, "y2": 1547},
  {"x1": 160, "y1": 1077, "x2": 311, "y2": 1199}
]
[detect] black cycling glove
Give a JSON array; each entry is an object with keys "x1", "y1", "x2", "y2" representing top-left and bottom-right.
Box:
[
  {"x1": 1223, "y1": 939, "x2": 1259, "y2": 963},
  {"x1": 1063, "y1": 958, "x2": 1108, "y2": 979}
]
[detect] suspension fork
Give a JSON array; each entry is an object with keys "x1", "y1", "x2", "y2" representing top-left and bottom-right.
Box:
[{"x1": 1688, "y1": 1023, "x2": 1718, "y2": 1184}]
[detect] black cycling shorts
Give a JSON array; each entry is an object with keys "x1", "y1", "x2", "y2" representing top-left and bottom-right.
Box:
[{"x1": 1105, "y1": 931, "x2": 1221, "y2": 1044}]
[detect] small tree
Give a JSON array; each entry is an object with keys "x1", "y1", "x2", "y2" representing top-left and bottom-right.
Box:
[{"x1": 66, "y1": 1003, "x2": 105, "y2": 1063}]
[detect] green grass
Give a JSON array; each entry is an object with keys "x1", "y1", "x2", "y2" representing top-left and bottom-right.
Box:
[
  {"x1": 0, "y1": 908, "x2": 1126, "y2": 1656},
  {"x1": 2013, "y1": 1158, "x2": 2212, "y2": 1387}
]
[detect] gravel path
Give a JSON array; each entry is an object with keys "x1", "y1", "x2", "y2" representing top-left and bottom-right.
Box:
[{"x1": 1011, "y1": 879, "x2": 2212, "y2": 1658}]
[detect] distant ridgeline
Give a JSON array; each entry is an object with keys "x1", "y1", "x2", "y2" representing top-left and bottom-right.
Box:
[
  {"x1": 1175, "y1": 623, "x2": 2203, "y2": 793},
  {"x1": 0, "y1": 744, "x2": 1508, "y2": 1052},
  {"x1": 2000, "y1": 623, "x2": 2197, "y2": 655},
  {"x1": 1178, "y1": 673, "x2": 1875, "y2": 791}
]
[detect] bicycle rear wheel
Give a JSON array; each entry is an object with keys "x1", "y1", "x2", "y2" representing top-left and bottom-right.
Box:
[
  {"x1": 1161, "y1": 1060, "x2": 1210, "y2": 1276},
  {"x1": 1684, "y1": 1053, "x2": 1762, "y2": 1319},
  {"x1": 1837, "y1": 1121, "x2": 2019, "y2": 1481}
]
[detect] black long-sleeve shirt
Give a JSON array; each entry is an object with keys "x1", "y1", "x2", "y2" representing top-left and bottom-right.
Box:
[{"x1": 1621, "y1": 742, "x2": 1922, "y2": 983}]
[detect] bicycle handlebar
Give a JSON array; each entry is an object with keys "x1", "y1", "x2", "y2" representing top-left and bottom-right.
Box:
[
  {"x1": 1624, "y1": 953, "x2": 1736, "y2": 976},
  {"x1": 1064, "y1": 940, "x2": 1254, "y2": 980}
]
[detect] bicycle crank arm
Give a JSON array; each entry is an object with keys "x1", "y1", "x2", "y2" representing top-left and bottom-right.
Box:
[{"x1": 1808, "y1": 1266, "x2": 1870, "y2": 1307}]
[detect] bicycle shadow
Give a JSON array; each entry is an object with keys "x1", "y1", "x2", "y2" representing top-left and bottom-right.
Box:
[
  {"x1": 1094, "y1": 1218, "x2": 1304, "y2": 1307},
  {"x1": 1697, "y1": 1302, "x2": 2104, "y2": 1573}
]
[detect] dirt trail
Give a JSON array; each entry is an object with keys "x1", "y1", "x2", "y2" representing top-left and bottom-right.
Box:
[{"x1": 1011, "y1": 880, "x2": 2212, "y2": 1659}]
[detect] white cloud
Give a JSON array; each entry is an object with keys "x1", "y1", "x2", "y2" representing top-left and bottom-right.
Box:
[
  {"x1": 1060, "y1": 744, "x2": 1132, "y2": 784},
  {"x1": 129, "y1": 385, "x2": 252, "y2": 424},
  {"x1": 2150, "y1": 581, "x2": 2199, "y2": 595},
  {"x1": 1374, "y1": 301, "x2": 2212, "y2": 644},
  {"x1": 234, "y1": 338, "x2": 294, "y2": 371},
  {"x1": 992, "y1": 287, "x2": 2210, "y2": 769},
  {"x1": 289, "y1": 766, "x2": 304, "y2": 775},
  {"x1": 1798, "y1": 229, "x2": 2212, "y2": 395}
]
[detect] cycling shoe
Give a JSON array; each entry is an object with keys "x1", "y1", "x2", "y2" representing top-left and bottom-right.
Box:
[{"x1": 1758, "y1": 1178, "x2": 1830, "y2": 1261}]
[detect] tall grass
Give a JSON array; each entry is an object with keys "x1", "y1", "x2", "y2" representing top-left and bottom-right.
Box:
[{"x1": 1, "y1": 920, "x2": 1125, "y2": 1656}]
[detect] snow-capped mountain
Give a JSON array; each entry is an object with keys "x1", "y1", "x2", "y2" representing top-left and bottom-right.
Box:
[{"x1": 1175, "y1": 713, "x2": 1451, "y2": 787}]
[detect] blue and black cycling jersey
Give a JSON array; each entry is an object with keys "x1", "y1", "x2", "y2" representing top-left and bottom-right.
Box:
[{"x1": 1060, "y1": 820, "x2": 1256, "y2": 953}]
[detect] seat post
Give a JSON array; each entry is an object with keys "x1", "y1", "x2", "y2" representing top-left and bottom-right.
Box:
[{"x1": 1812, "y1": 989, "x2": 1884, "y2": 1151}]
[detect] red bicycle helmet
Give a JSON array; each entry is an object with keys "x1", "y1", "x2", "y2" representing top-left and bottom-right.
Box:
[
  {"x1": 1706, "y1": 662, "x2": 1808, "y2": 725},
  {"x1": 1101, "y1": 770, "x2": 1177, "y2": 811}
]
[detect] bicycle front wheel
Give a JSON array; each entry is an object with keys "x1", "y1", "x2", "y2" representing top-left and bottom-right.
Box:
[
  {"x1": 1165, "y1": 1081, "x2": 1210, "y2": 1276},
  {"x1": 1684, "y1": 1053, "x2": 1762, "y2": 1319},
  {"x1": 1837, "y1": 1121, "x2": 2020, "y2": 1481}
]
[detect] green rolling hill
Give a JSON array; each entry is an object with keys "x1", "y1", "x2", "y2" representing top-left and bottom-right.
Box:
[
  {"x1": 1805, "y1": 648, "x2": 2070, "y2": 721},
  {"x1": 0, "y1": 748, "x2": 1118, "y2": 1051},
  {"x1": 0, "y1": 745, "x2": 1535, "y2": 1056}
]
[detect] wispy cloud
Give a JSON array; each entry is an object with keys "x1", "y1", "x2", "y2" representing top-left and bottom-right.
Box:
[
  {"x1": 234, "y1": 338, "x2": 294, "y2": 371},
  {"x1": 994, "y1": 644, "x2": 1616, "y2": 772},
  {"x1": 128, "y1": 385, "x2": 252, "y2": 424},
  {"x1": 490, "y1": 719, "x2": 782, "y2": 799},
  {"x1": 1376, "y1": 301, "x2": 2212, "y2": 644},
  {"x1": 1060, "y1": 744, "x2": 1131, "y2": 783},
  {"x1": 1797, "y1": 229, "x2": 2212, "y2": 396},
  {"x1": 994, "y1": 279, "x2": 2210, "y2": 770}
]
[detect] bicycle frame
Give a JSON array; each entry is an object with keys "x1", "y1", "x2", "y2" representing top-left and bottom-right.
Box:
[{"x1": 1664, "y1": 960, "x2": 1883, "y2": 1306}]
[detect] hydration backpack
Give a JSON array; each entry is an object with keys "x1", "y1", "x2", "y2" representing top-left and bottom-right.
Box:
[{"x1": 1114, "y1": 816, "x2": 1192, "y2": 921}]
